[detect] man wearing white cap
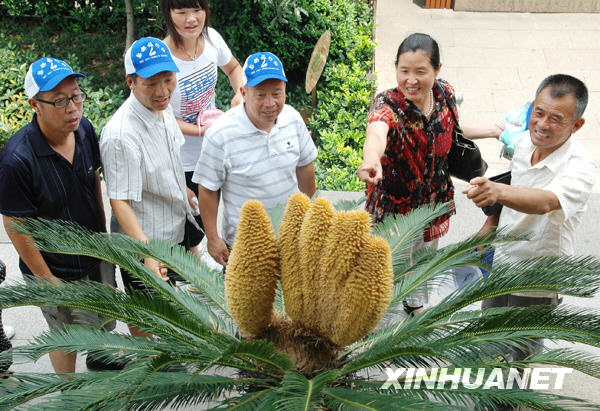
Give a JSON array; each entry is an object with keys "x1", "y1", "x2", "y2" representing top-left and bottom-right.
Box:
[
  {"x1": 100, "y1": 38, "x2": 199, "y2": 337},
  {"x1": 0, "y1": 57, "x2": 116, "y2": 374},
  {"x1": 193, "y1": 51, "x2": 317, "y2": 267}
]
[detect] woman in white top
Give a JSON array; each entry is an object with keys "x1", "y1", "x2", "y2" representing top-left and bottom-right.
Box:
[{"x1": 161, "y1": 0, "x2": 243, "y2": 257}]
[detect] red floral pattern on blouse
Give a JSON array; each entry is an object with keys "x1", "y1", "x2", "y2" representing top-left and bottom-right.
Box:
[{"x1": 365, "y1": 79, "x2": 457, "y2": 241}]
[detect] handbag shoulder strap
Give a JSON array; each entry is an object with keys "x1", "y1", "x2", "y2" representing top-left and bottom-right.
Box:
[{"x1": 437, "y1": 80, "x2": 459, "y2": 126}]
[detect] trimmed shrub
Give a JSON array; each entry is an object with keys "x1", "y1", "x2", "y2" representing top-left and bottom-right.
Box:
[{"x1": 0, "y1": 1, "x2": 160, "y2": 34}]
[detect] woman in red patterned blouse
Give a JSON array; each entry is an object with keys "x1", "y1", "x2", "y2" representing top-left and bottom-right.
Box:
[{"x1": 357, "y1": 33, "x2": 502, "y2": 315}]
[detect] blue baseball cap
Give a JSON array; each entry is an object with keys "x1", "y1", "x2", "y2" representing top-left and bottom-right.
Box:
[
  {"x1": 24, "y1": 57, "x2": 85, "y2": 98},
  {"x1": 124, "y1": 37, "x2": 179, "y2": 78},
  {"x1": 242, "y1": 52, "x2": 287, "y2": 87}
]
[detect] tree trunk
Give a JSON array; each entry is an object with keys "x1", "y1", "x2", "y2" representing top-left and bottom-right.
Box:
[{"x1": 125, "y1": 0, "x2": 135, "y2": 52}]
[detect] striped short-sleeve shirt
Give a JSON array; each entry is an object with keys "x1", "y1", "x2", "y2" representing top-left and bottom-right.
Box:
[
  {"x1": 100, "y1": 93, "x2": 190, "y2": 243},
  {"x1": 192, "y1": 104, "x2": 317, "y2": 244}
]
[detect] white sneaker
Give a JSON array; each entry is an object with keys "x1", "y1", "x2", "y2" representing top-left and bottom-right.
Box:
[{"x1": 3, "y1": 325, "x2": 14, "y2": 340}]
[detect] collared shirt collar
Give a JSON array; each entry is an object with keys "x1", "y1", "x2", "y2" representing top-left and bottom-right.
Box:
[
  {"x1": 29, "y1": 114, "x2": 82, "y2": 158},
  {"x1": 127, "y1": 92, "x2": 165, "y2": 126},
  {"x1": 524, "y1": 133, "x2": 574, "y2": 173},
  {"x1": 239, "y1": 103, "x2": 289, "y2": 134}
]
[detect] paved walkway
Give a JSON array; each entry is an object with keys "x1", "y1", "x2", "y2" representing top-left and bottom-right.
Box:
[{"x1": 1, "y1": 2, "x2": 599, "y2": 408}]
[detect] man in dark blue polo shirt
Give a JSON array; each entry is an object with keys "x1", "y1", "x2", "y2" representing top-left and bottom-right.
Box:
[{"x1": 0, "y1": 57, "x2": 116, "y2": 375}]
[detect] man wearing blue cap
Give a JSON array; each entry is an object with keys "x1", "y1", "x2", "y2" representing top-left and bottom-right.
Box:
[
  {"x1": 192, "y1": 51, "x2": 317, "y2": 267},
  {"x1": 100, "y1": 38, "x2": 199, "y2": 337},
  {"x1": 0, "y1": 57, "x2": 116, "y2": 374}
]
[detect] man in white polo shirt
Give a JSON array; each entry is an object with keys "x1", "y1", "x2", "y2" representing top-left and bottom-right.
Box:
[
  {"x1": 464, "y1": 75, "x2": 595, "y2": 400},
  {"x1": 100, "y1": 37, "x2": 199, "y2": 336},
  {"x1": 193, "y1": 51, "x2": 317, "y2": 267},
  {"x1": 466, "y1": 74, "x2": 595, "y2": 293}
]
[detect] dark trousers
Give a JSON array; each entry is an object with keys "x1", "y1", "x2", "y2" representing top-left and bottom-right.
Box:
[
  {"x1": 482, "y1": 293, "x2": 560, "y2": 361},
  {"x1": 184, "y1": 171, "x2": 205, "y2": 248}
]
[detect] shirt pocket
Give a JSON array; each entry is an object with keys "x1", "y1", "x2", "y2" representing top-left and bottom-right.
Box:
[{"x1": 271, "y1": 133, "x2": 300, "y2": 164}]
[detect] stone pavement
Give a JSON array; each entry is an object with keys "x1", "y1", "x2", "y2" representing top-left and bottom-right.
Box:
[{"x1": 0, "y1": 1, "x2": 599, "y2": 408}]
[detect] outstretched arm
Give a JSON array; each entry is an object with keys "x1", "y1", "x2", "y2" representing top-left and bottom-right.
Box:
[
  {"x1": 461, "y1": 123, "x2": 505, "y2": 140},
  {"x1": 357, "y1": 121, "x2": 389, "y2": 185},
  {"x1": 463, "y1": 177, "x2": 560, "y2": 215}
]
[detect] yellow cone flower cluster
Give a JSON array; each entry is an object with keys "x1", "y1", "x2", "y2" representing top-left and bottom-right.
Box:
[
  {"x1": 226, "y1": 195, "x2": 393, "y2": 348},
  {"x1": 278, "y1": 193, "x2": 312, "y2": 323},
  {"x1": 225, "y1": 200, "x2": 279, "y2": 337}
]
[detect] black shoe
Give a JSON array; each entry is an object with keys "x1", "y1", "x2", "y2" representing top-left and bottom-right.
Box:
[{"x1": 86, "y1": 353, "x2": 126, "y2": 371}]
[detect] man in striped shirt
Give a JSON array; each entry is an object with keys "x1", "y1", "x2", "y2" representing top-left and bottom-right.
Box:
[
  {"x1": 193, "y1": 51, "x2": 317, "y2": 267},
  {"x1": 100, "y1": 38, "x2": 199, "y2": 337}
]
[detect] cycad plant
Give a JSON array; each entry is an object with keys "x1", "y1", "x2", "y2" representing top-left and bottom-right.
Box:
[{"x1": 1, "y1": 194, "x2": 600, "y2": 410}]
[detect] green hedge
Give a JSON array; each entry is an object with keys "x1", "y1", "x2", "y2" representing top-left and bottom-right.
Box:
[
  {"x1": 0, "y1": 1, "x2": 161, "y2": 34},
  {"x1": 0, "y1": 0, "x2": 374, "y2": 191}
]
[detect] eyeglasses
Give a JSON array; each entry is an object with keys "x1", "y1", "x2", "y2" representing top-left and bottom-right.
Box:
[{"x1": 34, "y1": 91, "x2": 87, "y2": 108}]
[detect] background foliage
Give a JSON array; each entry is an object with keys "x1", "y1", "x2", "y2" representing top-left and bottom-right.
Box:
[{"x1": 0, "y1": 0, "x2": 374, "y2": 191}]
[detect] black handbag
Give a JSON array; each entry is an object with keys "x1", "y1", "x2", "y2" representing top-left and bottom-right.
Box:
[
  {"x1": 481, "y1": 171, "x2": 512, "y2": 216},
  {"x1": 442, "y1": 87, "x2": 488, "y2": 181}
]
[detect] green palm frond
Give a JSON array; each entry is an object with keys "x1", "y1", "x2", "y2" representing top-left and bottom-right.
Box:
[
  {"x1": 16, "y1": 372, "x2": 254, "y2": 411},
  {"x1": 526, "y1": 349, "x2": 600, "y2": 377},
  {"x1": 334, "y1": 299, "x2": 600, "y2": 384},
  {"x1": 373, "y1": 203, "x2": 451, "y2": 270},
  {"x1": 0, "y1": 277, "x2": 234, "y2": 344},
  {"x1": 436, "y1": 304, "x2": 600, "y2": 349},
  {"x1": 0, "y1": 373, "x2": 80, "y2": 409},
  {"x1": 341, "y1": 303, "x2": 600, "y2": 377},
  {"x1": 217, "y1": 388, "x2": 277, "y2": 410},
  {"x1": 322, "y1": 386, "x2": 456, "y2": 410},
  {"x1": 271, "y1": 370, "x2": 340, "y2": 411},
  {"x1": 390, "y1": 228, "x2": 528, "y2": 305},
  {"x1": 332, "y1": 197, "x2": 365, "y2": 212},
  {"x1": 335, "y1": 379, "x2": 600, "y2": 411},
  {"x1": 12, "y1": 218, "x2": 230, "y2": 319},
  {"x1": 422, "y1": 256, "x2": 600, "y2": 322},
  {"x1": 8, "y1": 325, "x2": 162, "y2": 363},
  {"x1": 217, "y1": 340, "x2": 294, "y2": 375}
]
